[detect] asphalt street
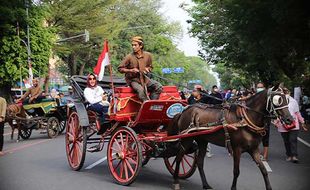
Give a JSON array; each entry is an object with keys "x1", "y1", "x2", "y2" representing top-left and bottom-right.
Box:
[{"x1": 0, "y1": 124, "x2": 310, "y2": 190}]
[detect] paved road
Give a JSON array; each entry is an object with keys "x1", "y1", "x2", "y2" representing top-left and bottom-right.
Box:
[{"x1": 1, "y1": 124, "x2": 310, "y2": 190}]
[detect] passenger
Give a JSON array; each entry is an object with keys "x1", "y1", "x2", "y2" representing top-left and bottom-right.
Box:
[
  {"x1": 84, "y1": 73, "x2": 109, "y2": 117},
  {"x1": 118, "y1": 36, "x2": 163, "y2": 102},
  {"x1": 16, "y1": 78, "x2": 44, "y2": 104}
]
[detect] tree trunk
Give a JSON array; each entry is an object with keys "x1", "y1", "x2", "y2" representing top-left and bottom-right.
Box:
[{"x1": 79, "y1": 51, "x2": 91, "y2": 75}]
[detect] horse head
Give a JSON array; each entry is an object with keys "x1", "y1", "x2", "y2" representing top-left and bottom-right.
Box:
[{"x1": 266, "y1": 84, "x2": 294, "y2": 125}]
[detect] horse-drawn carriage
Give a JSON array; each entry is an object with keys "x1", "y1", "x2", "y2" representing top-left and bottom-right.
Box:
[
  {"x1": 66, "y1": 75, "x2": 296, "y2": 190},
  {"x1": 7, "y1": 97, "x2": 67, "y2": 140},
  {"x1": 65, "y1": 75, "x2": 202, "y2": 185}
]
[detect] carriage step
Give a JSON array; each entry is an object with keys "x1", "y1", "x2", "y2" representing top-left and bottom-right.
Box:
[{"x1": 87, "y1": 145, "x2": 101, "y2": 152}]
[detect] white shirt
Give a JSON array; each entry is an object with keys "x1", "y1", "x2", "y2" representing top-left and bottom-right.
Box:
[{"x1": 84, "y1": 86, "x2": 104, "y2": 105}]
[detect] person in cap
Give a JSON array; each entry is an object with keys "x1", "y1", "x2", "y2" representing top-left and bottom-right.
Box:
[
  {"x1": 118, "y1": 36, "x2": 162, "y2": 102},
  {"x1": 187, "y1": 85, "x2": 209, "y2": 105},
  {"x1": 16, "y1": 78, "x2": 43, "y2": 104}
]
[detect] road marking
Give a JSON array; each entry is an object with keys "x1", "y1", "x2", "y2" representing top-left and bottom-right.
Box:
[
  {"x1": 298, "y1": 137, "x2": 310, "y2": 148},
  {"x1": 262, "y1": 161, "x2": 272, "y2": 173},
  {"x1": 2, "y1": 139, "x2": 51, "y2": 155},
  {"x1": 85, "y1": 156, "x2": 108, "y2": 170}
]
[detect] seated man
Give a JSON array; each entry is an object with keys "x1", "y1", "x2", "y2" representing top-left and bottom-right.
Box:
[
  {"x1": 16, "y1": 78, "x2": 44, "y2": 104},
  {"x1": 84, "y1": 73, "x2": 109, "y2": 118},
  {"x1": 118, "y1": 36, "x2": 162, "y2": 102}
]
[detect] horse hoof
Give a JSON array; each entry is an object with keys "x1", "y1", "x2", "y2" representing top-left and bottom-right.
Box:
[{"x1": 172, "y1": 183, "x2": 180, "y2": 190}]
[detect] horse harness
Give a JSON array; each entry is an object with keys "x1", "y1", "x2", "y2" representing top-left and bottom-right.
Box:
[{"x1": 183, "y1": 89, "x2": 288, "y2": 154}]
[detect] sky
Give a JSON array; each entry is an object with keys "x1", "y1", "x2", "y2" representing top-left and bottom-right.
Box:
[
  {"x1": 160, "y1": 0, "x2": 200, "y2": 57},
  {"x1": 161, "y1": 0, "x2": 221, "y2": 87}
]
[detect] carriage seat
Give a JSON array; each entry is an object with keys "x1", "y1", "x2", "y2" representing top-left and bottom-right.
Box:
[{"x1": 114, "y1": 86, "x2": 182, "y2": 100}]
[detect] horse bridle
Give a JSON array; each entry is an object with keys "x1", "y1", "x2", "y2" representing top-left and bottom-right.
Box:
[{"x1": 236, "y1": 88, "x2": 289, "y2": 135}]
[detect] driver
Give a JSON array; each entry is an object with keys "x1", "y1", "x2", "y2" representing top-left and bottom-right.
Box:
[
  {"x1": 118, "y1": 36, "x2": 162, "y2": 102},
  {"x1": 16, "y1": 78, "x2": 43, "y2": 104}
]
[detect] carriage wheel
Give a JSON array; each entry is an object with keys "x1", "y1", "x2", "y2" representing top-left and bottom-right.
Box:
[
  {"x1": 19, "y1": 128, "x2": 32, "y2": 139},
  {"x1": 65, "y1": 112, "x2": 87, "y2": 171},
  {"x1": 47, "y1": 117, "x2": 60, "y2": 138},
  {"x1": 141, "y1": 141, "x2": 151, "y2": 166},
  {"x1": 58, "y1": 120, "x2": 66, "y2": 134},
  {"x1": 107, "y1": 126, "x2": 142, "y2": 186},
  {"x1": 164, "y1": 151, "x2": 197, "y2": 179}
]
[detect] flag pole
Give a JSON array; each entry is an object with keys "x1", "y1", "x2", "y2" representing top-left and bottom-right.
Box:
[{"x1": 106, "y1": 41, "x2": 115, "y2": 112}]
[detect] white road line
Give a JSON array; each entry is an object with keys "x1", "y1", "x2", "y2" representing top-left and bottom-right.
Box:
[
  {"x1": 297, "y1": 137, "x2": 310, "y2": 148},
  {"x1": 85, "y1": 157, "x2": 108, "y2": 170},
  {"x1": 262, "y1": 161, "x2": 272, "y2": 173}
]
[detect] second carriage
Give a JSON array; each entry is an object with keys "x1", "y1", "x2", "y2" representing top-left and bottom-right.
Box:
[{"x1": 66, "y1": 75, "x2": 199, "y2": 185}]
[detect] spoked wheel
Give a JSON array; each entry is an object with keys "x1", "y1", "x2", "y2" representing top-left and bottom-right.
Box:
[
  {"x1": 65, "y1": 112, "x2": 87, "y2": 171},
  {"x1": 47, "y1": 117, "x2": 60, "y2": 138},
  {"x1": 19, "y1": 127, "x2": 32, "y2": 139},
  {"x1": 141, "y1": 141, "x2": 151, "y2": 166},
  {"x1": 107, "y1": 126, "x2": 142, "y2": 186},
  {"x1": 164, "y1": 151, "x2": 197, "y2": 179},
  {"x1": 58, "y1": 120, "x2": 66, "y2": 134}
]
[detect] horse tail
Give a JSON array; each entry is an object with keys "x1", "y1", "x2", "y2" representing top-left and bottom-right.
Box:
[{"x1": 167, "y1": 113, "x2": 182, "y2": 136}]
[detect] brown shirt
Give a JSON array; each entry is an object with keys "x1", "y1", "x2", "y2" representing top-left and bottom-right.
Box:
[
  {"x1": 118, "y1": 51, "x2": 153, "y2": 85},
  {"x1": 22, "y1": 85, "x2": 42, "y2": 100},
  {"x1": 0, "y1": 97, "x2": 7, "y2": 120}
]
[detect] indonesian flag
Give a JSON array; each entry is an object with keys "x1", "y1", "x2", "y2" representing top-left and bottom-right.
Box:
[
  {"x1": 29, "y1": 63, "x2": 33, "y2": 86},
  {"x1": 94, "y1": 40, "x2": 110, "y2": 81}
]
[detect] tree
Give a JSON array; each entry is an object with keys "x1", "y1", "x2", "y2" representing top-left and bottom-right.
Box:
[
  {"x1": 0, "y1": 0, "x2": 54, "y2": 98},
  {"x1": 188, "y1": 0, "x2": 310, "y2": 88}
]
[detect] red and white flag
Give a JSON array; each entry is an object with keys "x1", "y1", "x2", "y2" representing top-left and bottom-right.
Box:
[
  {"x1": 94, "y1": 40, "x2": 110, "y2": 81},
  {"x1": 29, "y1": 63, "x2": 33, "y2": 86}
]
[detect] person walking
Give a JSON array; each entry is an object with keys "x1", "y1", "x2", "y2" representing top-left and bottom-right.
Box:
[
  {"x1": 0, "y1": 97, "x2": 7, "y2": 156},
  {"x1": 274, "y1": 88, "x2": 308, "y2": 163}
]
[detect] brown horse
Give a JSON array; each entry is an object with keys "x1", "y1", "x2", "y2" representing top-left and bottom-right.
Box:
[
  {"x1": 5, "y1": 103, "x2": 27, "y2": 141},
  {"x1": 167, "y1": 85, "x2": 294, "y2": 190}
]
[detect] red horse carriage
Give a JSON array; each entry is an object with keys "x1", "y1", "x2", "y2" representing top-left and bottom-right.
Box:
[{"x1": 65, "y1": 75, "x2": 201, "y2": 185}]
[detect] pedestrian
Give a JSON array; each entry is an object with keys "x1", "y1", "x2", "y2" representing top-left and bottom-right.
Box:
[
  {"x1": 0, "y1": 96, "x2": 7, "y2": 156},
  {"x1": 118, "y1": 36, "x2": 163, "y2": 102},
  {"x1": 208, "y1": 85, "x2": 223, "y2": 105},
  {"x1": 274, "y1": 88, "x2": 308, "y2": 163},
  {"x1": 254, "y1": 82, "x2": 270, "y2": 161},
  {"x1": 187, "y1": 85, "x2": 209, "y2": 104}
]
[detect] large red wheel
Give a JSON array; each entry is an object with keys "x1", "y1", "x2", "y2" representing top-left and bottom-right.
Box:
[
  {"x1": 65, "y1": 112, "x2": 87, "y2": 171},
  {"x1": 107, "y1": 126, "x2": 142, "y2": 186},
  {"x1": 164, "y1": 151, "x2": 197, "y2": 179}
]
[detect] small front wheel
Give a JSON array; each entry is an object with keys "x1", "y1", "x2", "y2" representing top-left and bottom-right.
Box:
[
  {"x1": 107, "y1": 126, "x2": 142, "y2": 186},
  {"x1": 47, "y1": 117, "x2": 60, "y2": 138}
]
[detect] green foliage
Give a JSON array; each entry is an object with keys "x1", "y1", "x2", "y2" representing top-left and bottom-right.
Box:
[
  {"x1": 46, "y1": 0, "x2": 217, "y2": 88},
  {"x1": 0, "y1": 1, "x2": 54, "y2": 87},
  {"x1": 189, "y1": 0, "x2": 310, "y2": 89}
]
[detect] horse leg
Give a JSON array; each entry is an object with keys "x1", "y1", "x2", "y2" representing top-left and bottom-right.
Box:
[
  {"x1": 172, "y1": 140, "x2": 192, "y2": 190},
  {"x1": 249, "y1": 149, "x2": 272, "y2": 190},
  {"x1": 231, "y1": 148, "x2": 241, "y2": 190},
  {"x1": 196, "y1": 141, "x2": 212, "y2": 189}
]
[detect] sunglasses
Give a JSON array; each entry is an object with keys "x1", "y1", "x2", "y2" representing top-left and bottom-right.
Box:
[{"x1": 89, "y1": 77, "x2": 96, "y2": 81}]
